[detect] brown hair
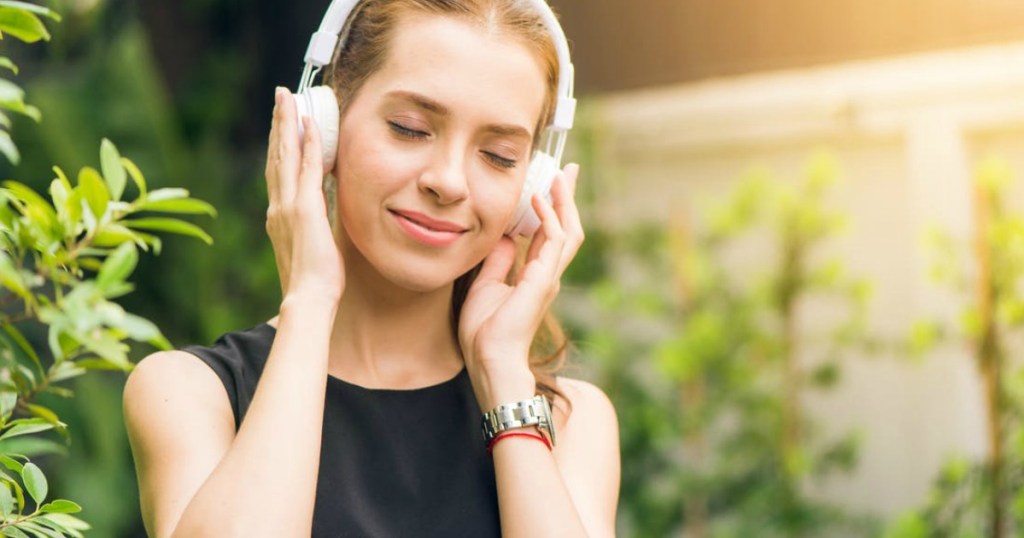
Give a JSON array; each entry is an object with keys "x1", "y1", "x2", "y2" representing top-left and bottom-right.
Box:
[{"x1": 323, "y1": 0, "x2": 569, "y2": 405}]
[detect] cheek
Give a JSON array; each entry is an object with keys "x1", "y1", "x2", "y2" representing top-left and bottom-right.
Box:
[{"x1": 477, "y1": 181, "x2": 523, "y2": 237}]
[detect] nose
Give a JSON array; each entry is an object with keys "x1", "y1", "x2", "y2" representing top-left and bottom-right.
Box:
[{"x1": 417, "y1": 145, "x2": 469, "y2": 205}]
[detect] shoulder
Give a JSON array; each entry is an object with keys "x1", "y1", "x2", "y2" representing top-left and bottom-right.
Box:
[
  {"x1": 125, "y1": 349, "x2": 226, "y2": 404},
  {"x1": 123, "y1": 350, "x2": 235, "y2": 440},
  {"x1": 553, "y1": 376, "x2": 618, "y2": 435}
]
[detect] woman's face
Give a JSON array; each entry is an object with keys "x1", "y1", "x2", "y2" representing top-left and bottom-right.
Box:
[{"x1": 332, "y1": 12, "x2": 548, "y2": 292}]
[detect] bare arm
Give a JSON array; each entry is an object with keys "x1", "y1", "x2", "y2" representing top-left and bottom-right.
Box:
[
  {"x1": 491, "y1": 378, "x2": 620, "y2": 537},
  {"x1": 125, "y1": 297, "x2": 335, "y2": 537},
  {"x1": 125, "y1": 88, "x2": 344, "y2": 537},
  {"x1": 459, "y1": 163, "x2": 620, "y2": 536}
]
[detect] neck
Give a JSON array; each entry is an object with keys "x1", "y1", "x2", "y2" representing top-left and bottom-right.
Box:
[{"x1": 327, "y1": 247, "x2": 465, "y2": 390}]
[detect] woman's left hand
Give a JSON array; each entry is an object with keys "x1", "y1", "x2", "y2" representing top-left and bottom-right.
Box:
[{"x1": 458, "y1": 163, "x2": 583, "y2": 411}]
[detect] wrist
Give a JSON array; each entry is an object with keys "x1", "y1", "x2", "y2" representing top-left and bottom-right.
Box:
[
  {"x1": 473, "y1": 366, "x2": 536, "y2": 412},
  {"x1": 481, "y1": 394, "x2": 556, "y2": 448},
  {"x1": 280, "y1": 292, "x2": 339, "y2": 320}
]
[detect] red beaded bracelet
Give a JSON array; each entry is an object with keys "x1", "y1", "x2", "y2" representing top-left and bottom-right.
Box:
[{"x1": 486, "y1": 430, "x2": 553, "y2": 455}]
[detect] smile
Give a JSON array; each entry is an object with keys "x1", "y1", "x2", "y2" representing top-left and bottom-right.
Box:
[{"x1": 389, "y1": 209, "x2": 468, "y2": 247}]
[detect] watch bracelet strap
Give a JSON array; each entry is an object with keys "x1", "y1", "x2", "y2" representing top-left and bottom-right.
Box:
[{"x1": 481, "y1": 394, "x2": 555, "y2": 446}]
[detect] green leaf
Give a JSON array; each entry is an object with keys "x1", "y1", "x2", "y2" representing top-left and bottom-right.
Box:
[
  {"x1": 91, "y1": 224, "x2": 143, "y2": 249},
  {"x1": 38, "y1": 499, "x2": 79, "y2": 514},
  {"x1": 99, "y1": 139, "x2": 126, "y2": 201},
  {"x1": 136, "y1": 197, "x2": 217, "y2": 217},
  {"x1": 0, "y1": 97, "x2": 41, "y2": 122},
  {"x1": 0, "y1": 422, "x2": 52, "y2": 442},
  {"x1": 0, "y1": 254, "x2": 31, "y2": 300},
  {"x1": 0, "y1": 437, "x2": 67, "y2": 459},
  {"x1": 72, "y1": 358, "x2": 122, "y2": 371},
  {"x1": 0, "y1": 56, "x2": 18, "y2": 74},
  {"x1": 95, "y1": 241, "x2": 137, "y2": 291},
  {"x1": 46, "y1": 361, "x2": 85, "y2": 383},
  {"x1": 144, "y1": 187, "x2": 189, "y2": 202},
  {"x1": 131, "y1": 230, "x2": 161, "y2": 254},
  {"x1": 42, "y1": 386, "x2": 72, "y2": 399},
  {"x1": 120, "y1": 157, "x2": 146, "y2": 197},
  {"x1": 77, "y1": 167, "x2": 109, "y2": 222},
  {"x1": 0, "y1": 455, "x2": 23, "y2": 474},
  {"x1": 119, "y1": 313, "x2": 169, "y2": 348},
  {"x1": 6, "y1": 180, "x2": 59, "y2": 242},
  {"x1": 48, "y1": 177, "x2": 67, "y2": 218},
  {"x1": 0, "y1": 129, "x2": 18, "y2": 165},
  {"x1": 44, "y1": 323, "x2": 66, "y2": 363},
  {"x1": 0, "y1": 2, "x2": 61, "y2": 21},
  {"x1": 20, "y1": 462, "x2": 45, "y2": 505},
  {"x1": 28, "y1": 518, "x2": 71, "y2": 536},
  {"x1": 1, "y1": 325, "x2": 41, "y2": 374},
  {"x1": 0, "y1": 390, "x2": 16, "y2": 423},
  {"x1": 50, "y1": 166, "x2": 70, "y2": 189},
  {"x1": 124, "y1": 217, "x2": 212, "y2": 244},
  {"x1": 0, "y1": 7, "x2": 49, "y2": 42},
  {"x1": 39, "y1": 514, "x2": 89, "y2": 532},
  {"x1": 0, "y1": 474, "x2": 24, "y2": 514},
  {"x1": 2, "y1": 525, "x2": 30, "y2": 538},
  {"x1": 18, "y1": 520, "x2": 61, "y2": 538},
  {"x1": 0, "y1": 481, "x2": 12, "y2": 516},
  {"x1": 22, "y1": 405, "x2": 62, "y2": 430},
  {"x1": 75, "y1": 330, "x2": 129, "y2": 368},
  {"x1": 32, "y1": 515, "x2": 81, "y2": 538},
  {"x1": 11, "y1": 365, "x2": 35, "y2": 394}
]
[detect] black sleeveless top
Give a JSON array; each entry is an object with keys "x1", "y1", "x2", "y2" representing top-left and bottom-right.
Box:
[{"x1": 182, "y1": 323, "x2": 502, "y2": 537}]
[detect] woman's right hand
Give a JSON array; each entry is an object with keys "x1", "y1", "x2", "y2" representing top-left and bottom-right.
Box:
[{"x1": 264, "y1": 87, "x2": 345, "y2": 306}]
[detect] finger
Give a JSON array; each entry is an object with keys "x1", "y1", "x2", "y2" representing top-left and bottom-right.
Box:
[
  {"x1": 276, "y1": 89, "x2": 301, "y2": 203},
  {"x1": 265, "y1": 88, "x2": 284, "y2": 206},
  {"x1": 520, "y1": 192, "x2": 564, "y2": 287},
  {"x1": 476, "y1": 236, "x2": 517, "y2": 285},
  {"x1": 550, "y1": 163, "x2": 584, "y2": 274},
  {"x1": 298, "y1": 116, "x2": 326, "y2": 207},
  {"x1": 523, "y1": 223, "x2": 547, "y2": 270}
]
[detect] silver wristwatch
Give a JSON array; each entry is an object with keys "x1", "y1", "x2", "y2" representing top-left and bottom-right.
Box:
[{"x1": 481, "y1": 394, "x2": 556, "y2": 446}]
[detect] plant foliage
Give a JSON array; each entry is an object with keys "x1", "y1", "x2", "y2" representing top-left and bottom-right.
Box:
[
  {"x1": 564, "y1": 153, "x2": 879, "y2": 537},
  {"x1": 0, "y1": 3, "x2": 216, "y2": 535}
]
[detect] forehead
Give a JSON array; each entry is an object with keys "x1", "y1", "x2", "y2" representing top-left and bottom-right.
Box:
[{"x1": 361, "y1": 13, "x2": 548, "y2": 134}]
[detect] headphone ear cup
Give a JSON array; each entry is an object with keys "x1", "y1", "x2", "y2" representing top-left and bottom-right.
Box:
[
  {"x1": 506, "y1": 151, "x2": 558, "y2": 237},
  {"x1": 293, "y1": 85, "x2": 340, "y2": 172}
]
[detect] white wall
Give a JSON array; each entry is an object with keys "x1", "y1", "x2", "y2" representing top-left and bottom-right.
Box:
[{"x1": 579, "y1": 41, "x2": 1024, "y2": 519}]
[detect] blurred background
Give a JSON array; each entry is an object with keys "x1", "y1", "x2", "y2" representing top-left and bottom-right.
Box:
[{"x1": 4, "y1": 0, "x2": 1024, "y2": 536}]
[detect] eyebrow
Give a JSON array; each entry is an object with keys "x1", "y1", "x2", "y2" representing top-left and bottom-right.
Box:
[{"x1": 386, "y1": 90, "x2": 533, "y2": 140}]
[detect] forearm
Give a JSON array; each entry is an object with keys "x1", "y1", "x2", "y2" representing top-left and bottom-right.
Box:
[
  {"x1": 475, "y1": 364, "x2": 588, "y2": 538},
  {"x1": 492, "y1": 435, "x2": 588, "y2": 537},
  {"x1": 171, "y1": 295, "x2": 335, "y2": 537}
]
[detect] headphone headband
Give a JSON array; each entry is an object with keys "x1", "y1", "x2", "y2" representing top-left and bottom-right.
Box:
[{"x1": 300, "y1": 0, "x2": 576, "y2": 131}]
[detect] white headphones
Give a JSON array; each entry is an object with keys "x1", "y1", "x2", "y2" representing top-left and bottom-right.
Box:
[{"x1": 292, "y1": 0, "x2": 576, "y2": 237}]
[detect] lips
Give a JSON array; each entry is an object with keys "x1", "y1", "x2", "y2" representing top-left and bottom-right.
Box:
[
  {"x1": 389, "y1": 209, "x2": 468, "y2": 247},
  {"x1": 390, "y1": 209, "x2": 468, "y2": 232}
]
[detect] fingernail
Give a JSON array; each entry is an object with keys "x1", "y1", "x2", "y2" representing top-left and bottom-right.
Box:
[{"x1": 274, "y1": 87, "x2": 285, "y2": 106}]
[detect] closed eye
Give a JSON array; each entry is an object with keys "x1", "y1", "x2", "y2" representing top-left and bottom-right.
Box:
[
  {"x1": 388, "y1": 121, "x2": 428, "y2": 139},
  {"x1": 483, "y1": 151, "x2": 517, "y2": 170}
]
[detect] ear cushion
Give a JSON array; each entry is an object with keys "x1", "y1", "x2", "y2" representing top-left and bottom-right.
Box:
[
  {"x1": 506, "y1": 151, "x2": 558, "y2": 237},
  {"x1": 293, "y1": 85, "x2": 340, "y2": 172}
]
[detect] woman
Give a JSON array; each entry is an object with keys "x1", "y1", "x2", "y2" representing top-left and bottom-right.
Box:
[{"x1": 124, "y1": 0, "x2": 620, "y2": 536}]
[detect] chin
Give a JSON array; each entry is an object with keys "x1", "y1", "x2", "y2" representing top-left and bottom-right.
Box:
[{"x1": 375, "y1": 255, "x2": 478, "y2": 294}]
